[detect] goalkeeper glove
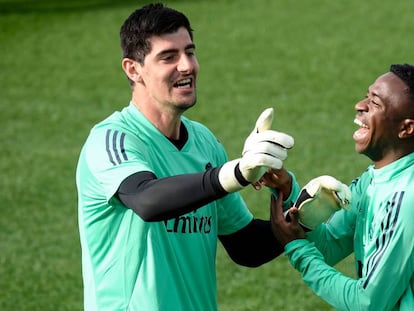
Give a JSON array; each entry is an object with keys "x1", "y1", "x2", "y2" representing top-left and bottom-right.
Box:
[
  {"x1": 218, "y1": 108, "x2": 294, "y2": 193},
  {"x1": 293, "y1": 175, "x2": 351, "y2": 230}
]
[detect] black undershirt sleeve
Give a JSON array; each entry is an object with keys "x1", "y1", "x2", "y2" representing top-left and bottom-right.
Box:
[
  {"x1": 117, "y1": 169, "x2": 227, "y2": 221},
  {"x1": 219, "y1": 219, "x2": 284, "y2": 267},
  {"x1": 117, "y1": 170, "x2": 284, "y2": 266}
]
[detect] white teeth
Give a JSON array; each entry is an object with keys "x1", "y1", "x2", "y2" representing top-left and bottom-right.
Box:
[
  {"x1": 175, "y1": 78, "x2": 191, "y2": 88},
  {"x1": 354, "y1": 118, "x2": 368, "y2": 128}
]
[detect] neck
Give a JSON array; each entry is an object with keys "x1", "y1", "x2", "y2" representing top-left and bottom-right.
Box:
[
  {"x1": 372, "y1": 148, "x2": 414, "y2": 169},
  {"x1": 131, "y1": 95, "x2": 182, "y2": 140}
]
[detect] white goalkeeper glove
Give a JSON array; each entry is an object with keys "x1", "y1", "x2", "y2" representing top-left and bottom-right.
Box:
[
  {"x1": 218, "y1": 108, "x2": 294, "y2": 193},
  {"x1": 292, "y1": 175, "x2": 351, "y2": 230}
]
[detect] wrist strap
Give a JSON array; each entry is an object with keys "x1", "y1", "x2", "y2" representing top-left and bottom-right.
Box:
[{"x1": 234, "y1": 163, "x2": 250, "y2": 187}]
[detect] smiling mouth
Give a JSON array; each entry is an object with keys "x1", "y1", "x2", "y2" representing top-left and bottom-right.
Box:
[
  {"x1": 354, "y1": 118, "x2": 369, "y2": 129},
  {"x1": 353, "y1": 118, "x2": 370, "y2": 142},
  {"x1": 174, "y1": 78, "x2": 192, "y2": 88}
]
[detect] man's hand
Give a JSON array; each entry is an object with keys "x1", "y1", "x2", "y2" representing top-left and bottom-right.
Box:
[
  {"x1": 252, "y1": 168, "x2": 293, "y2": 199},
  {"x1": 294, "y1": 175, "x2": 351, "y2": 230},
  {"x1": 218, "y1": 108, "x2": 294, "y2": 193},
  {"x1": 270, "y1": 192, "x2": 305, "y2": 247}
]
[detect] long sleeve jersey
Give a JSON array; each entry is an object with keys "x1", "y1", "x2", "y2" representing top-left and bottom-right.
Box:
[{"x1": 285, "y1": 152, "x2": 414, "y2": 311}]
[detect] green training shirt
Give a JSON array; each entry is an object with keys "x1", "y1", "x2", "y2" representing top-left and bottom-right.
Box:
[
  {"x1": 76, "y1": 102, "x2": 253, "y2": 311},
  {"x1": 285, "y1": 152, "x2": 414, "y2": 310}
]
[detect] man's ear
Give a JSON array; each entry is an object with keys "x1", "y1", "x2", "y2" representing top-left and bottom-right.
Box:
[
  {"x1": 398, "y1": 118, "x2": 414, "y2": 138},
  {"x1": 121, "y1": 58, "x2": 142, "y2": 83}
]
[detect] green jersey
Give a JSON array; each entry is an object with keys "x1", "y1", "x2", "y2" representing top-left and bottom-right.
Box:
[
  {"x1": 285, "y1": 152, "x2": 414, "y2": 310},
  {"x1": 76, "y1": 102, "x2": 253, "y2": 310}
]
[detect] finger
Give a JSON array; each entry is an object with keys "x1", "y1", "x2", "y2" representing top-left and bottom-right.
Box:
[
  {"x1": 251, "y1": 182, "x2": 262, "y2": 190},
  {"x1": 246, "y1": 130, "x2": 295, "y2": 150},
  {"x1": 270, "y1": 194, "x2": 277, "y2": 224},
  {"x1": 254, "y1": 108, "x2": 274, "y2": 133},
  {"x1": 288, "y1": 207, "x2": 300, "y2": 223},
  {"x1": 244, "y1": 141, "x2": 288, "y2": 161},
  {"x1": 270, "y1": 191, "x2": 284, "y2": 222}
]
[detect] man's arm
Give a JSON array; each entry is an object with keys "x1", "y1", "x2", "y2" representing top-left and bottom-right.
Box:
[
  {"x1": 118, "y1": 170, "x2": 285, "y2": 266},
  {"x1": 271, "y1": 188, "x2": 414, "y2": 311},
  {"x1": 117, "y1": 169, "x2": 227, "y2": 221},
  {"x1": 219, "y1": 219, "x2": 284, "y2": 267}
]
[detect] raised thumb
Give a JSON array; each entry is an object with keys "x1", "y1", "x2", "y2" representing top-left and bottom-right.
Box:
[{"x1": 254, "y1": 108, "x2": 274, "y2": 133}]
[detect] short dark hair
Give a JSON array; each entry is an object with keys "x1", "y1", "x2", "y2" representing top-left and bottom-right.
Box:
[
  {"x1": 390, "y1": 63, "x2": 414, "y2": 102},
  {"x1": 119, "y1": 3, "x2": 193, "y2": 64}
]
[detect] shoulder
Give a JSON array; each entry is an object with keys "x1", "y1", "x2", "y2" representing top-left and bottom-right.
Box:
[{"x1": 87, "y1": 104, "x2": 148, "y2": 143}]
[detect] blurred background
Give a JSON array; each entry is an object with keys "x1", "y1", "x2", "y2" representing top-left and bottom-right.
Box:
[{"x1": 1, "y1": 0, "x2": 413, "y2": 310}]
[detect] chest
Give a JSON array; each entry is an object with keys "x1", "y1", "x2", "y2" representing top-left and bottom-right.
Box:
[{"x1": 146, "y1": 139, "x2": 220, "y2": 177}]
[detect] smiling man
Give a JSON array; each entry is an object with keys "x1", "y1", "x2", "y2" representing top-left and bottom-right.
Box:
[
  {"x1": 267, "y1": 64, "x2": 414, "y2": 310},
  {"x1": 76, "y1": 3, "x2": 295, "y2": 311}
]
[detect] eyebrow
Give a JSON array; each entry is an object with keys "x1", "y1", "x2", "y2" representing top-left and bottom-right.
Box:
[
  {"x1": 155, "y1": 43, "x2": 196, "y2": 58},
  {"x1": 367, "y1": 87, "x2": 385, "y2": 102}
]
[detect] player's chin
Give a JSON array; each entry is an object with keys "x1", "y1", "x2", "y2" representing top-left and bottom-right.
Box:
[
  {"x1": 353, "y1": 136, "x2": 370, "y2": 154},
  {"x1": 176, "y1": 97, "x2": 197, "y2": 111},
  {"x1": 353, "y1": 141, "x2": 369, "y2": 155}
]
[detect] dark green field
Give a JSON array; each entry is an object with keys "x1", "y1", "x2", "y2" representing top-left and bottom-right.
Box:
[{"x1": 1, "y1": 0, "x2": 413, "y2": 310}]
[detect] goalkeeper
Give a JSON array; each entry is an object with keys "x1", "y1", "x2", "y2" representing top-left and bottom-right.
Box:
[
  {"x1": 261, "y1": 64, "x2": 414, "y2": 311},
  {"x1": 76, "y1": 3, "x2": 294, "y2": 311}
]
